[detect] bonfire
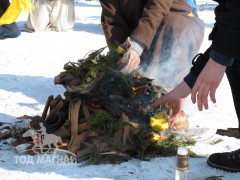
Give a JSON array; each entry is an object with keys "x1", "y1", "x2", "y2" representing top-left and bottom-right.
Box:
[{"x1": 0, "y1": 39, "x2": 194, "y2": 164}]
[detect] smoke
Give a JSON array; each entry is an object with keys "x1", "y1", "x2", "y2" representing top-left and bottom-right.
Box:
[
  {"x1": 142, "y1": 43, "x2": 190, "y2": 90},
  {"x1": 139, "y1": 16, "x2": 204, "y2": 90},
  {"x1": 143, "y1": 55, "x2": 189, "y2": 90}
]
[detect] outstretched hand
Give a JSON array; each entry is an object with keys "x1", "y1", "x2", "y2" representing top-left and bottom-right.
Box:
[
  {"x1": 152, "y1": 58, "x2": 226, "y2": 128},
  {"x1": 121, "y1": 48, "x2": 140, "y2": 74},
  {"x1": 191, "y1": 58, "x2": 226, "y2": 111},
  {"x1": 152, "y1": 81, "x2": 191, "y2": 128}
]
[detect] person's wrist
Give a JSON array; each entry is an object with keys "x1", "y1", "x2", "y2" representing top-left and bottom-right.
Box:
[
  {"x1": 130, "y1": 48, "x2": 140, "y2": 57},
  {"x1": 130, "y1": 38, "x2": 144, "y2": 56},
  {"x1": 176, "y1": 81, "x2": 191, "y2": 99},
  {"x1": 209, "y1": 49, "x2": 234, "y2": 67},
  {"x1": 209, "y1": 58, "x2": 227, "y2": 69}
]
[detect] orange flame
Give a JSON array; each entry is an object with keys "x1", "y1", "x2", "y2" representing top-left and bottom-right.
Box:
[
  {"x1": 151, "y1": 132, "x2": 169, "y2": 142},
  {"x1": 59, "y1": 143, "x2": 68, "y2": 147},
  {"x1": 132, "y1": 85, "x2": 146, "y2": 91}
]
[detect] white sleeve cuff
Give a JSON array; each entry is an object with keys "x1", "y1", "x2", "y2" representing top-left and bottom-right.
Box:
[{"x1": 130, "y1": 38, "x2": 145, "y2": 56}]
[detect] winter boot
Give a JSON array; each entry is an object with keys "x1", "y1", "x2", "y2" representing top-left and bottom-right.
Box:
[{"x1": 207, "y1": 148, "x2": 240, "y2": 172}]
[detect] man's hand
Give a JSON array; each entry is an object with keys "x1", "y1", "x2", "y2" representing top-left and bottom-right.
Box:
[
  {"x1": 152, "y1": 81, "x2": 191, "y2": 128},
  {"x1": 191, "y1": 58, "x2": 226, "y2": 111},
  {"x1": 121, "y1": 48, "x2": 140, "y2": 74}
]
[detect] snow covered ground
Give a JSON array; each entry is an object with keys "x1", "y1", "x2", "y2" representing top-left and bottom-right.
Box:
[{"x1": 0, "y1": 1, "x2": 240, "y2": 179}]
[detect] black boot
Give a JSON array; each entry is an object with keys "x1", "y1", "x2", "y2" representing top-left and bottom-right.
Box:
[{"x1": 207, "y1": 148, "x2": 240, "y2": 172}]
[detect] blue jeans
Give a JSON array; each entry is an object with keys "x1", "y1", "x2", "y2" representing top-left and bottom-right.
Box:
[{"x1": 0, "y1": 0, "x2": 21, "y2": 40}]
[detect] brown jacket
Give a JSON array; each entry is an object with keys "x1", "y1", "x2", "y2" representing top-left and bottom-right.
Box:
[
  {"x1": 100, "y1": 0, "x2": 204, "y2": 88},
  {"x1": 100, "y1": 0, "x2": 193, "y2": 49}
]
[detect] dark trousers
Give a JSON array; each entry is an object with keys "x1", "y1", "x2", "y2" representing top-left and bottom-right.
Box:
[
  {"x1": 0, "y1": 0, "x2": 9, "y2": 12},
  {"x1": 0, "y1": 0, "x2": 21, "y2": 40},
  {"x1": 226, "y1": 60, "x2": 240, "y2": 132}
]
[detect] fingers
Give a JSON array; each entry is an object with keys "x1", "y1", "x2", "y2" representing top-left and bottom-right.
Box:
[
  {"x1": 120, "y1": 61, "x2": 136, "y2": 74},
  {"x1": 192, "y1": 82, "x2": 213, "y2": 111},
  {"x1": 129, "y1": 57, "x2": 139, "y2": 70},
  {"x1": 151, "y1": 96, "x2": 168, "y2": 107},
  {"x1": 121, "y1": 49, "x2": 140, "y2": 73},
  {"x1": 191, "y1": 85, "x2": 197, "y2": 104},
  {"x1": 169, "y1": 120, "x2": 175, "y2": 129},
  {"x1": 121, "y1": 66, "x2": 128, "y2": 74},
  {"x1": 191, "y1": 83, "x2": 204, "y2": 111},
  {"x1": 190, "y1": 58, "x2": 225, "y2": 111},
  {"x1": 168, "y1": 108, "x2": 173, "y2": 117},
  {"x1": 196, "y1": 85, "x2": 204, "y2": 111},
  {"x1": 168, "y1": 115, "x2": 177, "y2": 128},
  {"x1": 201, "y1": 85, "x2": 210, "y2": 110},
  {"x1": 197, "y1": 85, "x2": 211, "y2": 111},
  {"x1": 121, "y1": 58, "x2": 139, "y2": 73},
  {"x1": 210, "y1": 87, "x2": 217, "y2": 103}
]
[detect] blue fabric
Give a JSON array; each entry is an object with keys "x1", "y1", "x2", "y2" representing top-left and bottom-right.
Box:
[
  {"x1": 186, "y1": 0, "x2": 196, "y2": 8},
  {"x1": 0, "y1": 23, "x2": 21, "y2": 40},
  {"x1": 210, "y1": 49, "x2": 234, "y2": 67}
]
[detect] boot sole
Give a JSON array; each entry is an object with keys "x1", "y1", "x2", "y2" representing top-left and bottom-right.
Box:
[
  {"x1": 207, "y1": 159, "x2": 240, "y2": 173},
  {"x1": 216, "y1": 129, "x2": 240, "y2": 138}
]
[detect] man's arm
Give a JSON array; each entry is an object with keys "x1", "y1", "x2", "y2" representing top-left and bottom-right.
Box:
[
  {"x1": 100, "y1": 0, "x2": 173, "y2": 73},
  {"x1": 131, "y1": 0, "x2": 173, "y2": 50},
  {"x1": 152, "y1": 0, "x2": 240, "y2": 127},
  {"x1": 100, "y1": 0, "x2": 173, "y2": 49},
  {"x1": 100, "y1": 0, "x2": 130, "y2": 48},
  {"x1": 183, "y1": 50, "x2": 232, "y2": 111}
]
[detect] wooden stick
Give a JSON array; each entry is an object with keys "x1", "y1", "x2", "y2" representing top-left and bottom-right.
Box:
[
  {"x1": 68, "y1": 135, "x2": 85, "y2": 154},
  {"x1": 45, "y1": 100, "x2": 64, "y2": 125},
  {"x1": 69, "y1": 100, "x2": 81, "y2": 136},
  {"x1": 41, "y1": 95, "x2": 54, "y2": 121},
  {"x1": 49, "y1": 95, "x2": 62, "y2": 113},
  {"x1": 121, "y1": 113, "x2": 129, "y2": 146},
  {"x1": 82, "y1": 101, "x2": 90, "y2": 118},
  {"x1": 78, "y1": 123, "x2": 91, "y2": 133}
]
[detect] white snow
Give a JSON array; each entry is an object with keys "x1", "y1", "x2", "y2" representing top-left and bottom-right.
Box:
[{"x1": 0, "y1": 1, "x2": 240, "y2": 179}]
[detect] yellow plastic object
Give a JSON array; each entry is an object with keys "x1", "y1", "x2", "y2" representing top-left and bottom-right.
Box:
[
  {"x1": 188, "y1": 12, "x2": 194, "y2": 17},
  {"x1": 0, "y1": 0, "x2": 34, "y2": 26},
  {"x1": 150, "y1": 113, "x2": 169, "y2": 131}
]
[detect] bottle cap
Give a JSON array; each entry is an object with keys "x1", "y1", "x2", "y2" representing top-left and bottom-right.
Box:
[{"x1": 177, "y1": 147, "x2": 188, "y2": 155}]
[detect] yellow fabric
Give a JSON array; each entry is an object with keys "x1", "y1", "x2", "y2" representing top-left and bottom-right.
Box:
[{"x1": 0, "y1": 0, "x2": 34, "y2": 26}]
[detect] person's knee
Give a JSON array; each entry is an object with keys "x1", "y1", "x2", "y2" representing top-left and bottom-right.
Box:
[{"x1": 0, "y1": 23, "x2": 21, "y2": 39}]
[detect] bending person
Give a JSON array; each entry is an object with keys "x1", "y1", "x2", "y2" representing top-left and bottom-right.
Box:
[
  {"x1": 25, "y1": 0, "x2": 75, "y2": 32},
  {"x1": 100, "y1": 0, "x2": 204, "y2": 89}
]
